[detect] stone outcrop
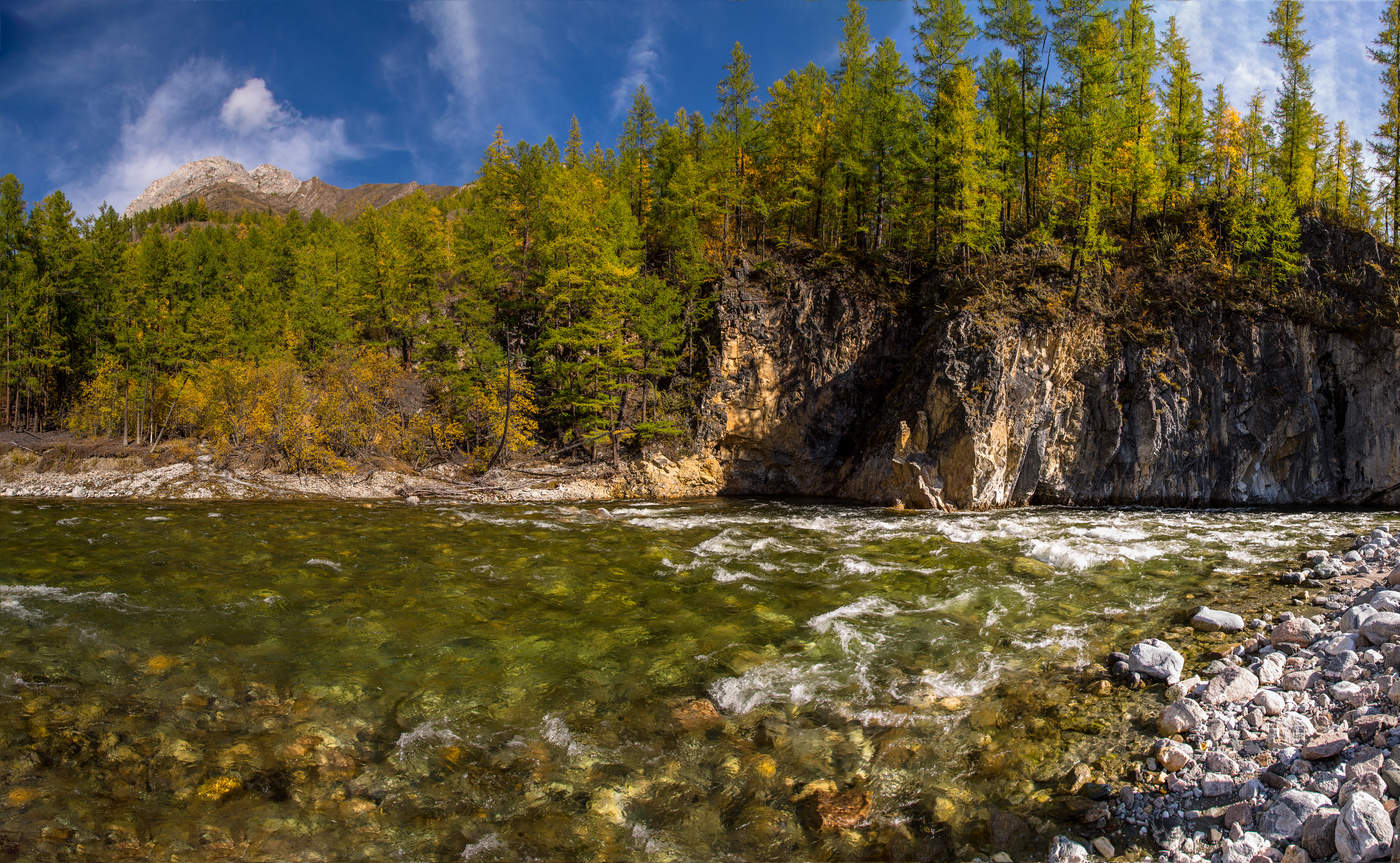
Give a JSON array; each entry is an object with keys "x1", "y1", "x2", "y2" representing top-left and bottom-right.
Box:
[
  {"x1": 697, "y1": 244, "x2": 1400, "y2": 509},
  {"x1": 124, "y1": 157, "x2": 455, "y2": 219}
]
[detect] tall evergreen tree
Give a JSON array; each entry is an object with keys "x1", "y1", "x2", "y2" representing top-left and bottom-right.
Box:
[
  {"x1": 978, "y1": 0, "x2": 1046, "y2": 223},
  {"x1": 1158, "y1": 17, "x2": 1204, "y2": 208},
  {"x1": 1371, "y1": 0, "x2": 1400, "y2": 244},
  {"x1": 1265, "y1": 0, "x2": 1318, "y2": 203}
]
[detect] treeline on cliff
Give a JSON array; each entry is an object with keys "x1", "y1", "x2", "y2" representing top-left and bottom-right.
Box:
[{"x1": 3, "y1": 0, "x2": 1400, "y2": 471}]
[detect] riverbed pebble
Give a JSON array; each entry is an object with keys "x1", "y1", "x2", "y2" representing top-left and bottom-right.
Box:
[{"x1": 1093, "y1": 529, "x2": 1400, "y2": 863}]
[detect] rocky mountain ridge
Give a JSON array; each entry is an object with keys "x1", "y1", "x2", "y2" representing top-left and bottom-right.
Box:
[{"x1": 123, "y1": 157, "x2": 457, "y2": 219}]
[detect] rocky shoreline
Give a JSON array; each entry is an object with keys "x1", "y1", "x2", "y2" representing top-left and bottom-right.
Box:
[
  {"x1": 0, "y1": 438, "x2": 723, "y2": 503},
  {"x1": 1046, "y1": 526, "x2": 1400, "y2": 863}
]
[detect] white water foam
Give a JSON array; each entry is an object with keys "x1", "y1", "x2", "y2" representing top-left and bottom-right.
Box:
[
  {"x1": 807, "y1": 596, "x2": 901, "y2": 633},
  {"x1": 394, "y1": 719, "x2": 460, "y2": 762}
]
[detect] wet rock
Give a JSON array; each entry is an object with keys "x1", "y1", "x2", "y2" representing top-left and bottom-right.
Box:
[
  {"x1": 1129, "y1": 639, "x2": 1184, "y2": 685},
  {"x1": 1158, "y1": 698, "x2": 1209, "y2": 735},
  {"x1": 1274, "y1": 618, "x2": 1323, "y2": 647},
  {"x1": 1261, "y1": 790, "x2": 1334, "y2": 842},
  {"x1": 1303, "y1": 730, "x2": 1350, "y2": 760},
  {"x1": 674, "y1": 698, "x2": 723, "y2": 733},
  {"x1": 1336, "y1": 791, "x2": 1393, "y2": 862},
  {"x1": 1091, "y1": 836, "x2": 1114, "y2": 859},
  {"x1": 1046, "y1": 835, "x2": 1088, "y2": 863},
  {"x1": 987, "y1": 808, "x2": 1030, "y2": 855},
  {"x1": 1203, "y1": 666, "x2": 1260, "y2": 705},
  {"x1": 796, "y1": 783, "x2": 871, "y2": 832},
  {"x1": 1193, "y1": 607, "x2": 1247, "y2": 632}
]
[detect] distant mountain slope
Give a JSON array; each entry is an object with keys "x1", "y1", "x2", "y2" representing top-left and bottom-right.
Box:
[{"x1": 123, "y1": 157, "x2": 458, "y2": 219}]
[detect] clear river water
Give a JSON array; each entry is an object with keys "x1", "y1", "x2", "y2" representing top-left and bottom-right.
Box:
[{"x1": 0, "y1": 499, "x2": 1386, "y2": 861}]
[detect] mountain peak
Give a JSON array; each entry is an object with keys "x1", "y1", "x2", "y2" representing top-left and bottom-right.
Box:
[
  {"x1": 123, "y1": 157, "x2": 304, "y2": 217},
  {"x1": 123, "y1": 157, "x2": 458, "y2": 221}
]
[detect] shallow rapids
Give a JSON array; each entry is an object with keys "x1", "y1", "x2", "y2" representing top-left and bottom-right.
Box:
[{"x1": 0, "y1": 500, "x2": 1387, "y2": 861}]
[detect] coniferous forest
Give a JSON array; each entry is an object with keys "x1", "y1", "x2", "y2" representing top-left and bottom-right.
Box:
[{"x1": 4, "y1": 0, "x2": 1400, "y2": 472}]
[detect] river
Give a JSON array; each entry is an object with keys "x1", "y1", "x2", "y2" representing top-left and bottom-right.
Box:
[{"x1": 0, "y1": 499, "x2": 1386, "y2": 861}]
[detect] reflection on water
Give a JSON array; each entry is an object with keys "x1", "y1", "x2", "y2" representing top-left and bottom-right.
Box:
[{"x1": 0, "y1": 499, "x2": 1384, "y2": 861}]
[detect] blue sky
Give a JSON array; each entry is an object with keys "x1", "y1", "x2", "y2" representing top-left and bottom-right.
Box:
[{"x1": 0, "y1": 0, "x2": 1389, "y2": 216}]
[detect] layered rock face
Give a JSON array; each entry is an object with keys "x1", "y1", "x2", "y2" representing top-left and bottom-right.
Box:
[
  {"x1": 124, "y1": 158, "x2": 455, "y2": 219},
  {"x1": 699, "y1": 255, "x2": 1400, "y2": 509}
]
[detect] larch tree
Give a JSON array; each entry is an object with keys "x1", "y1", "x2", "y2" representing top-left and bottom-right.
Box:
[
  {"x1": 714, "y1": 42, "x2": 756, "y2": 256},
  {"x1": 1371, "y1": 0, "x2": 1400, "y2": 244},
  {"x1": 834, "y1": 0, "x2": 873, "y2": 247},
  {"x1": 1117, "y1": 0, "x2": 1159, "y2": 232},
  {"x1": 1158, "y1": 17, "x2": 1204, "y2": 209},
  {"x1": 978, "y1": 0, "x2": 1046, "y2": 223},
  {"x1": 1265, "y1": 0, "x2": 1318, "y2": 204}
]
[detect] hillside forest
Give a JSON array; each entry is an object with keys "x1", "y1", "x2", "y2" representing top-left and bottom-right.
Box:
[{"x1": 3, "y1": 0, "x2": 1400, "y2": 472}]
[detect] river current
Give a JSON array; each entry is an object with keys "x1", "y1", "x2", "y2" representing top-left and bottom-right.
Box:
[{"x1": 0, "y1": 499, "x2": 1385, "y2": 861}]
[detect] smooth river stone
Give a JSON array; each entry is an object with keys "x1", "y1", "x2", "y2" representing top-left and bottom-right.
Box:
[
  {"x1": 1203, "y1": 666, "x2": 1260, "y2": 705},
  {"x1": 1129, "y1": 639, "x2": 1184, "y2": 685},
  {"x1": 1158, "y1": 699, "x2": 1208, "y2": 735},
  {"x1": 1272, "y1": 617, "x2": 1322, "y2": 647},
  {"x1": 1192, "y1": 607, "x2": 1246, "y2": 633}
]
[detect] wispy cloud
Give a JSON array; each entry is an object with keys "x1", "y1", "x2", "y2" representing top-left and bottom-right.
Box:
[
  {"x1": 611, "y1": 23, "x2": 663, "y2": 119},
  {"x1": 1154, "y1": 0, "x2": 1385, "y2": 160},
  {"x1": 72, "y1": 59, "x2": 356, "y2": 214},
  {"x1": 409, "y1": 1, "x2": 482, "y2": 112}
]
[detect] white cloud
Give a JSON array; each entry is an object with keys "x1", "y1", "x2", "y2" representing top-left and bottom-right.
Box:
[
  {"x1": 409, "y1": 1, "x2": 481, "y2": 110},
  {"x1": 611, "y1": 24, "x2": 663, "y2": 119},
  {"x1": 73, "y1": 59, "x2": 356, "y2": 214},
  {"x1": 219, "y1": 78, "x2": 285, "y2": 133}
]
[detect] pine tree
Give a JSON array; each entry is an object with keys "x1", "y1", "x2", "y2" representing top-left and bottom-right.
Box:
[
  {"x1": 1371, "y1": 0, "x2": 1400, "y2": 244},
  {"x1": 943, "y1": 64, "x2": 998, "y2": 257}
]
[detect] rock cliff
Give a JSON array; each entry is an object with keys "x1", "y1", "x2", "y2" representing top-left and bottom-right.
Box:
[
  {"x1": 697, "y1": 236, "x2": 1400, "y2": 509},
  {"x1": 124, "y1": 157, "x2": 456, "y2": 219}
]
